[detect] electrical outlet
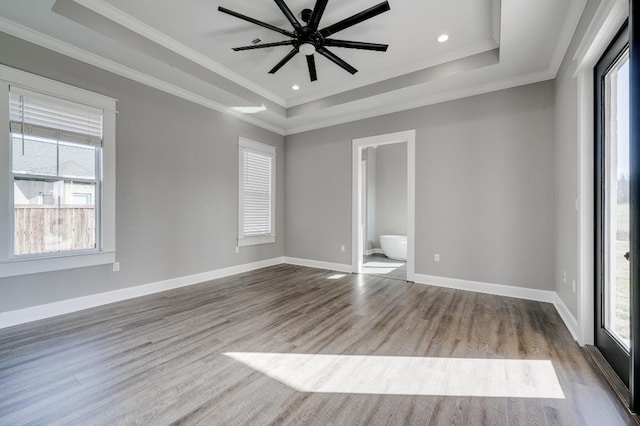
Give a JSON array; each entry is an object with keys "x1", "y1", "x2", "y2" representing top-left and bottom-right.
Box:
[
  {"x1": 235, "y1": 246, "x2": 240, "y2": 254},
  {"x1": 112, "y1": 262, "x2": 120, "y2": 272},
  {"x1": 340, "y1": 245, "x2": 346, "y2": 252},
  {"x1": 572, "y1": 280, "x2": 576, "y2": 293},
  {"x1": 434, "y1": 254, "x2": 440, "y2": 262},
  {"x1": 562, "y1": 271, "x2": 566, "y2": 283}
]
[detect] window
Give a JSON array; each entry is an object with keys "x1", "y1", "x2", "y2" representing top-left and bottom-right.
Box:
[
  {"x1": 0, "y1": 64, "x2": 116, "y2": 277},
  {"x1": 11, "y1": 89, "x2": 101, "y2": 256},
  {"x1": 238, "y1": 137, "x2": 276, "y2": 247},
  {"x1": 40, "y1": 192, "x2": 55, "y2": 205},
  {"x1": 72, "y1": 193, "x2": 92, "y2": 205}
]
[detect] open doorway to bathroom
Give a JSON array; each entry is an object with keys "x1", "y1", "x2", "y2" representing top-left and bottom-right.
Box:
[
  {"x1": 361, "y1": 143, "x2": 408, "y2": 281},
  {"x1": 352, "y1": 130, "x2": 415, "y2": 282}
]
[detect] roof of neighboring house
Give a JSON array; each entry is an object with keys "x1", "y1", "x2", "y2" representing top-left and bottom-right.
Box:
[{"x1": 12, "y1": 137, "x2": 96, "y2": 179}]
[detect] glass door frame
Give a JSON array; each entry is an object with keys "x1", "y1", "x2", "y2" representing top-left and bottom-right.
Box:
[
  {"x1": 629, "y1": 1, "x2": 640, "y2": 411},
  {"x1": 595, "y1": 21, "x2": 630, "y2": 388}
]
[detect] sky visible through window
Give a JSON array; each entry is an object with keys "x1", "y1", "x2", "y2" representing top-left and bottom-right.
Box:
[{"x1": 618, "y1": 59, "x2": 629, "y2": 179}]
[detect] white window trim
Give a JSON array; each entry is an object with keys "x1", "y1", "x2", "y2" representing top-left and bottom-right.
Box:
[
  {"x1": 238, "y1": 137, "x2": 276, "y2": 247},
  {"x1": 0, "y1": 65, "x2": 117, "y2": 278}
]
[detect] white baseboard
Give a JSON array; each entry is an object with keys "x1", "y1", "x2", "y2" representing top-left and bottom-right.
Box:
[
  {"x1": 0, "y1": 256, "x2": 286, "y2": 330},
  {"x1": 553, "y1": 293, "x2": 580, "y2": 343},
  {"x1": 365, "y1": 248, "x2": 384, "y2": 256},
  {"x1": 0, "y1": 256, "x2": 580, "y2": 345},
  {"x1": 284, "y1": 256, "x2": 353, "y2": 273},
  {"x1": 413, "y1": 273, "x2": 582, "y2": 342},
  {"x1": 413, "y1": 273, "x2": 556, "y2": 303}
]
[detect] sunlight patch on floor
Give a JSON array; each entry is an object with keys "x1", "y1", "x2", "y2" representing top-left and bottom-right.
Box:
[
  {"x1": 224, "y1": 353, "x2": 565, "y2": 399},
  {"x1": 361, "y1": 267, "x2": 398, "y2": 274},
  {"x1": 327, "y1": 274, "x2": 346, "y2": 279},
  {"x1": 361, "y1": 260, "x2": 404, "y2": 275},
  {"x1": 364, "y1": 261, "x2": 404, "y2": 268}
]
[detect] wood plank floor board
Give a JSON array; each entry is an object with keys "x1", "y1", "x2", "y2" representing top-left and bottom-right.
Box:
[
  {"x1": 429, "y1": 395, "x2": 470, "y2": 425},
  {"x1": 467, "y1": 396, "x2": 508, "y2": 426},
  {"x1": 5, "y1": 336, "x2": 216, "y2": 424},
  {"x1": 387, "y1": 395, "x2": 439, "y2": 425},
  {"x1": 0, "y1": 264, "x2": 633, "y2": 425},
  {"x1": 59, "y1": 344, "x2": 252, "y2": 425}
]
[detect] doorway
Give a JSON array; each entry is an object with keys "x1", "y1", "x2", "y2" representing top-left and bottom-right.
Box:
[
  {"x1": 352, "y1": 130, "x2": 415, "y2": 282},
  {"x1": 595, "y1": 23, "x2": 630, "y2": 387},
  {"x1": 361, "y1": 143, "x2": 408, "y2": 281}
]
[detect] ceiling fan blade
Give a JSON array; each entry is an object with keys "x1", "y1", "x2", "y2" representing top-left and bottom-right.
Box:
[
  {"x1": 306, "y1": 55, "x2": 318, "y2": 82},
  {"x1": 273, "y1": 0, "x2": 302, "y2": 31},
  {"x1": 232, "y1": 40, "x2": 294, "y2": 51},
  {"x1": 308, "y1": 0, "x2": 329, "y2": 30},
  {"x1": 218, "y1": 6, "x2": 295, "y2": 38},
  {"x1": 324, "y1": 39, "x2": 388, "y2": 51},
  {"x1": 269, "y1": 48, "x2": 299, "y2": 74},
  {"x1": 320, "y1": 1, "x2": 390, "y2": 37},
  {"x1": 317, "y1": 47, "x2": 358, "y2": 74}
]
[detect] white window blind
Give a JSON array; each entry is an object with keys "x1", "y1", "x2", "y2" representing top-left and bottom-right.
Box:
[
  {"x1": 9, "y1": 87, "x2": 103, "y2": 147},
  {"x1": 238, "y1": 138, "x2": 276, "y2": 246}
]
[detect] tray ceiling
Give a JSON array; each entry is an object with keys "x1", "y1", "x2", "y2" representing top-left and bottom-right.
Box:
[{"x1": 0, "y1": 0, "x2": 585, "y2": 134}]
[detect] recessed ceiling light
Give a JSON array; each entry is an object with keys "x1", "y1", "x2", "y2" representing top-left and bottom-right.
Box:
[
  {"x1": 291, "y1": 85, "x2": 300, "y2": 91},
  {"x1": 437, "y1": 34, "x2": 449, "y2": 43}
]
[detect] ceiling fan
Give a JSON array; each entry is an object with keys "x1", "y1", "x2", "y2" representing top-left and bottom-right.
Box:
[{"x1": 218, "y1": 1, "x2": 391, "y2": 82}]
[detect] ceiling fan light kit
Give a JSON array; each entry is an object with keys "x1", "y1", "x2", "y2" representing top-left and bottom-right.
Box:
[
  {"x1": 218, "y1": 0, "x2": 391, "y2": 83},
  {"x1": 299, "y1": 43, "x2": 316, "y2": 56}
]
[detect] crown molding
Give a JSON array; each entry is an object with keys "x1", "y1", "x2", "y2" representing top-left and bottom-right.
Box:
[
  {"x1": 0, "y1": 0, "x2": 587, "y2": 138},
  {"x1": 287, "y1": 38, "x2": 500, "y2": 108},
  {"x1": 73, "y1": 0, "x2": 286, "y2": 108},
  {"x1": 0, "y1": 17, "x2": 285, "y2": 135},
  {"x1": 74, "y1": 0, "x2": 503, "y2": 111},
  {"x1": 0, "y1": 15, "x2": 559, "y2": 138},
  {"x1": 285, "y1": 0, "x2": 586, "y2": 135},
  {"x1": 573, "y1": 0, "x2": 628, "y2": 74},
  {"x1": 491, "y1": 0, "x2": 502, "y2": 45},
  {"x1": 284, "y1": 68, "x2": 554, "y2": 135},
  {"x1": 548, "y1": 0, "x2": 588, "y2": 77}
]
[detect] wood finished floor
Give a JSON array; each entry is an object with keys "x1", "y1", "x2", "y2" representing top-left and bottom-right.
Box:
[
  {"x1": 0, "y1": 264, "x2": 632, "y2": 425},
  {"x1": 363, "y1": 254, "x2": 407, "y2": 281}
]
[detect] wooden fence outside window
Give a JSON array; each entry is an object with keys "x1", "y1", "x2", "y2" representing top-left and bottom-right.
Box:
[{"x1": 14, "y1": 205, "x2": 96, "y2": 255}]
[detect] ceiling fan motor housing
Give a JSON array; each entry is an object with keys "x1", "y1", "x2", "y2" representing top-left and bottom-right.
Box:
[{"x1": 295, "y1": 26, "x2": 324, "y2": 53}]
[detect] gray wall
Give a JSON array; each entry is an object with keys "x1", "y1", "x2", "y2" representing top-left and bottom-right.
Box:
[
  {"x1": 554, "y1": 0, "x2": 601, "y2": 317},
  {"x1": 286, "y1": 81, "x2": 556, "y2": 290},
  {"x1": 375, "y1": 142, "x2": 407, "y2": 246},
  {"x1": 0, "y1": 33, "x2": 285, "y2": 313}
]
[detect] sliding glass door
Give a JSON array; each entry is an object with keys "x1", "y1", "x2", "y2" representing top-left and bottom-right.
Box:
[{"x1": 595, "y1": 23, "x2": 630, "y2": 387}]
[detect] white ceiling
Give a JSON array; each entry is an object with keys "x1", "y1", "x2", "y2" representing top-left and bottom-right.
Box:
[
  {"x1": 102, "y1": 0, "x2": 498, "y2": 105},
  {"x1": 0, "y1": 0, "x2": 585, "y2": 135}
]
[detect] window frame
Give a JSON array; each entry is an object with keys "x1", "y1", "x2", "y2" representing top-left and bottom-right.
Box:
[
  {"x1": 237, "y1": 137, "x2": 276, "y2": 247},
  {"x1": 0, "y1": 64, "x2": 117, "y2": 278}
]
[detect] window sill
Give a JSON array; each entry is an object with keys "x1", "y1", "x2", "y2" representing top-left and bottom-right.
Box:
[
  {"x1": 0, "y1": 251, "x2": 116, "y2": 278},
  {"x1": 238, "y1": 235, "x2": 276, "y2": 247}
]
